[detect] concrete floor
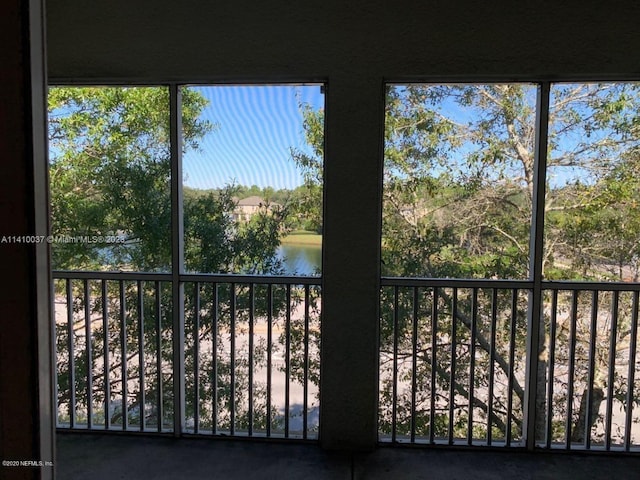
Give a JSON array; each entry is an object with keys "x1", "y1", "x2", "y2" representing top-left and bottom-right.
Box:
[{"x1": 55, "y1": 432, "x2": 640, "y2": 480}]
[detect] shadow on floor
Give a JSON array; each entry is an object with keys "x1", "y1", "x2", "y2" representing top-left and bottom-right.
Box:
[{"x1": 55, "y1": 432, "x2": 640, "y2": 480}]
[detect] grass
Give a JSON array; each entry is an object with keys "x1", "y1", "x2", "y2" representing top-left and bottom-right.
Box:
[{"x1": 281, "y1": 230, "x2": 322, "y2": 246}]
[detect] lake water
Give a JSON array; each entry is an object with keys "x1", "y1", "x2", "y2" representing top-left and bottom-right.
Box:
[
  {"x1": 93, "y1": 242, "x2": 322, "y2": 276},
  {"x1": 275, "y1": 244, "x2": 322, "y2": 276}
]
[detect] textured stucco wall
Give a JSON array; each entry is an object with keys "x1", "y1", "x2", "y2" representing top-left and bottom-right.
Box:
[
  {"x1": 47, "y1": 0, "x2": 640, "y2": 82},
  {"x1": 44, "y1": 0, "x2": 640, "y2": 451}
]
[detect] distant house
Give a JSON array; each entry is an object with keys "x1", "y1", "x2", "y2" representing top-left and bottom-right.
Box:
[{"x1": 233, "y1": 196, "x2": 280, "y2": 222}]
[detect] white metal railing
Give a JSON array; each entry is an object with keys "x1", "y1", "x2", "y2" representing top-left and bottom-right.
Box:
[
  {"x1": 379, "y1": 277, "x2": 640, "y2": 452},
  {"x1": 53, "y1": 270, "x2": 321, "y2": 440},
  {"x1": 54, "y1": 270, "x2": 640, "y2": 452}
]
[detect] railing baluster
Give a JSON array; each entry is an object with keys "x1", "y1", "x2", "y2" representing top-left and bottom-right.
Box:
[
  {"x1": 392, "y1": 285, "x2": 399, "y2": 443},
  {"x1": 285, "y1": 284, "x2": 291, "y2": 438},
  {"x1": 212, "y1": 283, "x2": 218, "y2": 434},
  {"x1": 585, "y1": 290, "x2": 598, "y2": 449},
  {"x1": 84, "y1": 279, "x2": 93, "y2": 429},
  {"x1": 155, "y1": 281, "x2": 163, "y2": 433},
  {"x1": 67, "y1": 278, "x2": 75, "y2": 429},
  {"x1": 248, "y1": 283, "x2": 254, "y2": 437},
  {"x1": 506, "y1": 288, "x2": 518, "y2": 446},
  {"x1": 54, "y1": 281, "x2": 60, "y2": 427},
  {"x1": 448, "y1": 288, "x2": 457, "y2": 445},
  {"x1": 430, "y1": 287, "x2": 438, "y2": 444},
  {"x1": 411, "y1": 286, "x2": 419, "y2": 443},
  {"x1": 566, "y1": 290, "x2": 579, "y2": 449},
  {"x1": 137, "y1": 281, "x2": 145, "y2": 432},
  {"x1": 102, "y1": 279, "x2": 110, "y2": 430},
  {"x1": 120, "y1": 280, "x2": 127, "y2": 431},
  {"x1": 468, "y1": 287, "x2": 478, "y2": 445},
  {"x1": 303, "y1": 285, "x2": 310, "y2": 439},
  {"x1": 545, "y1": 289, "x2": 558, "y2": 449},
  {"x1": 488, "y1": 288, "x2": 498, "y2": 446},
  {"x1": 193, "y1": 282, "x2": 200, "y2": 434},
  {"x1": 230, "y1": 283, "x2": 236, "y2": 436},
  {"x1": 605, "y1": 290, "x2": 619, "y2": 451},
  {"x1": 266, "y1": 284, "x2": 273, "y2": 437},
  {"x1": 624, "y1": 291, "x2": 639, "y2": 452}
]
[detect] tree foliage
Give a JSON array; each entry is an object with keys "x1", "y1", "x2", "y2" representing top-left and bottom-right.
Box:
[
  {"x1": 51, "y1": 82, "x2": 640, "y2": 445},
  {"x1": 49, "y1": 87, "x2": 211, "y2": 271},
  {"x1": 289, "y1": 104, "x2": 324, "y2": 234},
  {"x1": 295, "y1": 82, "x2": 640, "y2": 444},
  {"x1": 51, "y1": 86, "x2": 319, "y2": 435}
]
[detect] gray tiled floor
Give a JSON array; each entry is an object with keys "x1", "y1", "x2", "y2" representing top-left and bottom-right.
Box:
[{"x1": 56, "y1": 433, "x2": 640, "y2": 479}]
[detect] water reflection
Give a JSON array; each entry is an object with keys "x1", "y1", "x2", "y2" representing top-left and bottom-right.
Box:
[{"x1": 276, "y1": 244, "x2": 322, "y2": 276}]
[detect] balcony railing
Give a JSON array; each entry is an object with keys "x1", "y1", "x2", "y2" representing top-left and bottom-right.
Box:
[
  {"x1": 54, "y1": 271, "x2": 640, "y2": 452},
  {"x1": 379, "y1": 278, "x2": 640, "y2": 452},
  {"x1": 53, "y1": 270, "x2": 321, "y2": 440},
  {"x1": 539, "y1": 285, "x2": 639, "y2": 451}
]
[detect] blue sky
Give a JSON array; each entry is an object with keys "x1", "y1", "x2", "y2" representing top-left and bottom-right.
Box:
[{"x1": 183, "y1": 85, "x2": 324, "y2": 190}]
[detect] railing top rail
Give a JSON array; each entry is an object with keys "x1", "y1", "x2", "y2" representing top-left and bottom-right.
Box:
[
  {"x1": 541, "y1": 280, "x2": 640, "y2": 291},
  {"x1": 52, "y1": 270, "x2": 172, "y2": 281},
  {"x1": 52, "y1": 270, "x2": 322, "y2": 285},
  {"x1": 381, "y1": 276, "x2": 640, "y2": 291},
  {"x1": 53, "y1": 271, "x2": 638, "y2": 290},
  {"x1": 180, "y1": 273, "x2": 321, "y2": 285},
  {"x1": 381, "y1": 277, "x2": 532, "y2": 289}
]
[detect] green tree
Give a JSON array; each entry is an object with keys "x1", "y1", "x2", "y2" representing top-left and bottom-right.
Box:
[
  {"x1": 51, "y1": 86, "x2": 319, "y2": 435},
  {"x1": 49, "y1": 87, "x2": 211, "y2": 270},
  {"x1": 290, "y1": 104, "x2": 324, "y2": 234},
  {"x1": 296, "y1": 82, "x2": 640, "y2": 444},
  {"x1": 183, "y1": 186, "x2": 286, "y2": 275}
]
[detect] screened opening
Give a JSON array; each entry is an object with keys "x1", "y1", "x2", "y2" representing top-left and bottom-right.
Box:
[
  {"x1": 544, "y1": 82, "x2": 640, "y2": 282},
  {"x1": 182, "y1": 84, "x2": 324, "y2": 276},
  {"x1": 382, "y1": 83, "x2": 537, "y2": 280},
  {"x1": 538, "y1": 82, "x2": 640, "y2": 449},
  {"x1": 381, "y1": 82, "x2": 640, "y2": 282},
  {"x1": 379, "y1": 82, "x2": 640, "y2": 450},
  {"x1": 48, "y1": 86, "x2": 172, "y2": 272},
  {"x1": 48, "y1": 83, "x2": 324, "y2": 440}
]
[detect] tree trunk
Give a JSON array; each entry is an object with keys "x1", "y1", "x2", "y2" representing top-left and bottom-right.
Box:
[
  {"x1": 535, "y1": 321, "x2": 549, "y2": 441},
  {"x1": 570, "y1": 386, "x2": 604, "y2": 444}
]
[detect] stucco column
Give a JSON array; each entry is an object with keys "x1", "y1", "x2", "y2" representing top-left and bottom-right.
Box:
[{"x1": 320, "y1": 75, "x2": 385, "y2": 450}]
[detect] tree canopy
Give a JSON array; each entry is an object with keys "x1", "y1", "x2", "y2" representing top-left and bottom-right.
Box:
[
  {"x1": 49, "y1": 86, "x2": 290, "y2": 275},
  {"x1": 294, "y1": 81, "x2": 640, "y2": 444},
  {"x1": 50, "y1": 82, "x2": 640, "y2": 444},
  {"x1": 50, "y1": 85, "x2": 320, "y2": 435}
]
